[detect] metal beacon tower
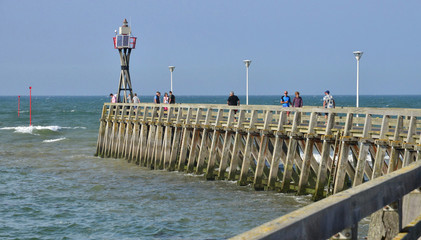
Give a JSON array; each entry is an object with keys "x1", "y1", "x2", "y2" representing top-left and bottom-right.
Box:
[{"x1": 113, "y1": 19, "x2": 137, "y2": 103}]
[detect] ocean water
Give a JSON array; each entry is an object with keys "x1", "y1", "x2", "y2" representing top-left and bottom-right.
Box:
[{"x1": 0, "y1": 95, "x2": 420, "y2": 239}]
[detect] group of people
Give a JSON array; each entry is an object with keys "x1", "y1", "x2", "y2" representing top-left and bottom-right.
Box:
[
  {"x1": 110, "y1": 89, "x2": 335, "y2": 114},
  {"x1": 109, "y1": 93, "x2": 141, "y2": 103},
  {"x1": 226, "y1": 90, "x2": 335, "y2": 116},
  {"x1": 109, "y1": 91, "x2": 176, "y2": 105},
  {"x1": 153, "y1": 91, "x2": 175, "y2": 104}
]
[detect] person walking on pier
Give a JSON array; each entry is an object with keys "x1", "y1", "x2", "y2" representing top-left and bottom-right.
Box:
[
  {"x1": 154, "y1": 91, "x2": 161, "y2": 104},
  {"x1": 169, "y1": 91, "x2": 175, "y2": 104},
  {"x1": 323, "y1": 90, "x2": 335, "y2": 119},
  {"x1": 132, "y1": 93, "x2": 140, "y2": 104},
  {"x1": 110, "y1": 93, "x2": 116, "y2": 103},
  {"x1": 127, "y1": 94, "x2": 132, "y2": 103},
  {"x1": 292, "y1": 91, "x2": 303, "y2": 108}
]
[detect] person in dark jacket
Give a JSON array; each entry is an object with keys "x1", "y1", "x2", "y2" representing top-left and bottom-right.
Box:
[
  {"x1": 227, "y1": 91, "x2": 240, "y2": 106},
  {"x1": 169, "y1": 91, "x2": 175, "y2": 104}
]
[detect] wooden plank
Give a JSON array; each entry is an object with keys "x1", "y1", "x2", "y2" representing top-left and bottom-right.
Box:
[
  {"x1": 267, "y1": 111, "x2": 287, "y2": 189},
  {"x1": 253, "y1": 110, "x2": 273, "y2": 190},
  {"x1": 95, "y1": 104, "x2": 109, "y2": 156},
  {"x1": 145, "y1": 125, "x2": 157, "y2": 169},
  {"x1": 297, "y1": 112, "x2": 318, "y2": 195},
  {"x1": 334, "y1": 113, "x2": 354, "y2": 194},
  {"x1": 100, "y1": 105, "x2": 114, "y2": 157},
  {"x1": 135, "y1": 107, "x2": 149, "y2": 165},
  {"x1": 128, "y1": 106, "x2": 141, "y2": 162},
  {"x1": 353, "y1": 114, "x2": 373, "y2": 186},
  {"x1": 153, "y1": 124, "x2": 164, "y2": 169},
  {"x1": 168, "y1": 107, "x2": 183, "y2": 171},
  {"x1": 403, "y1": 117, "x2": 417, "y2": 167},
  {"x1": 122, "y1": 106, "x2": 134, "y2": 159},
  {"x1": 177, "y1": 107, "x2": 193, "y2": 171},
  {"x1": 227, "y1": 110, "x2": 247, "y2": 180},
  {"x1": 372, "y1": 115, "x2": 390, "y2": 179},
  {"x1": 196, "y1": 108, "x2": 213, "y2": 174},
  {"x1": 388, "y1": 115, "x2": 404, "y2": 173},
  {"x1": 186, "y1": 108, "x2": 203, "y2": 173},
  {"x1": 238, "y1": 110, "x2": 259, "y2": 185},
  {"x1": 107, "y1": 108, "x2": 120, "y2": 157},
  {"x1": 161, "y1": 107, "x2": 174, "y2": 169},
  {"x1": 280, "y1": 111, "x2": 301, "y2": 192},
  {"x1": 205, "y1": 109, "x2": 224, "y2": 180},
  {"x1": 313, "y1": 113, "x2": 336, "y2": 200},
  {"x1": 218, "y1": 109, "x2": 235, "y2": 179}
]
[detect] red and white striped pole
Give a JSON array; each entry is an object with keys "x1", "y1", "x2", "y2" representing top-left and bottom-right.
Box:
[
  {"x1": 29, "y1": 87, "x2": 32, "y2": 126},
  {"x1": 18, "y1": 96, "x2": 20, "y2": 117}
]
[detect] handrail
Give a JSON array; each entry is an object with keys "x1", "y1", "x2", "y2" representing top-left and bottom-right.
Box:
[
  {"x1": 104, "y1": 102, "x2": 421, "y2": 116},
  {"x1": 229, "y1": 160, "x2": 421, "y2": 240}
]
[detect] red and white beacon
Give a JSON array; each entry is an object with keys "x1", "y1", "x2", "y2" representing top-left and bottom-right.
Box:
[
  {"x1": 113, "y1": 19, "x2": 137, "y2": 49},
  {"x1": 113, "y1": 19, "x2": 137, "y2": 103}
]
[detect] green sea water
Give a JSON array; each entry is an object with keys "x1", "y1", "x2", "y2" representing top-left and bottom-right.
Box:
[{"x1": 0, "y1": 95, "x2": 420, "y2": 239}]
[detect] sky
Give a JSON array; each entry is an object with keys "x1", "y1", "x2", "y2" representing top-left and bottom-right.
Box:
[{"x1": 1, "y1": 0, "x2": 420, "y2": 96}]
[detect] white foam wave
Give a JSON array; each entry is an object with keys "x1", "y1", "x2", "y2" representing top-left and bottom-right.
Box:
[
  {"x1": 0, "y1": 125, "x2": 86, "y2": 134},
  {"x1": 43, "y1": 137, "x2": 66, "y2": 143},
  {"x1": 0, "y1": 126, "x2": 61, "y2": 134}
]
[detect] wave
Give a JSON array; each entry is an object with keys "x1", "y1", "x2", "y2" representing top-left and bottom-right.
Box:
[
  {"x1": 0, "y1": 126, "x2": 86, "y2": 134},
  {"x1": 43, "y1": 137, "x2": 66, "y2": 143},
  {"x1": 60, "y1": 126, "x2": 87, "y2": 130}
]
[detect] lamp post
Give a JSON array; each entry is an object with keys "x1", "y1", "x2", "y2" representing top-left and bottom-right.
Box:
[
  {"x1": 243, "y1": 60, "x2": 251, "y2": 105},
  {"x1": 353, "y1": 51, "x2": 363, "y2": 108},
  {"x1": 169, "y1": 66, "x2": 175, "y2": 92}
]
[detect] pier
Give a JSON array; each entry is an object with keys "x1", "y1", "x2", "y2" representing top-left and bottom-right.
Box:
[{"x1": 95, "y1": 102, "x2": 421, "y2": 239}]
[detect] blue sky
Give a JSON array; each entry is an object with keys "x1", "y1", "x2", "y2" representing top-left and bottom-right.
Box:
[{"x1": 1, "y1": 1, "x2": 420, "y2": 96}]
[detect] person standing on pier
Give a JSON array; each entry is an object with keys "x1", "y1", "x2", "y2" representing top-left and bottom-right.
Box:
[
  {"x1": 292, "y1": 91, "x2": 303, "y2": 108},
  {"x1": 163, "y1": 92, "x2": 169, "y2": 110},
  {"x1": 127, "y1": 94, "x2": 132, "y2": 103},
  {"x1": 169, "y1": 91, "x2": 175, "y2": 104},
  {"x1": 280, "y1": 91, "x2": 291, "y2": 107},
  {"x1": 323, "y1": 90, "x2": 335, "y2": 118},
  {"x1": 154, "y1": 91, "x2": 161, "y2": 104},
  {"x1": 163, "y1": 93, "x2": 169, "y2": 104},
  {"x1": 280, "y1": 91, "x2": 291, "y2": 118},
  {"x1": 227, "y1": 91, "x2": 240, "y2": 116},
  {"x1": 110, "y1": 93, "x2": 116, "y2": 103},
  {"x1": 132, "y1": 93, "x2": 140, "y2": 103},
  {"x1": 227, "y1": 91, "x2": 240, "y2": 106}
]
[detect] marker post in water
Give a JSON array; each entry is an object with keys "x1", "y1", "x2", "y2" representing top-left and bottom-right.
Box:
[
  {"x1": 18, "y1": 96, "x2": 20, "y2": 117},
  {"x1": 29, "y1": 87, "x2": 32, "y2": 126}
]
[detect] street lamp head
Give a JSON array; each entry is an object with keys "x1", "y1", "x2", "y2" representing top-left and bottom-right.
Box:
[
  {"x1": 353, "y1": 51, "x2": 363, "y2": 61},
  {"x1": 168, "y1": 66, "x2": 175, "y2": 72},
  {"x1": 243, "y1": 59, "x2": 251, "y2": 68}
]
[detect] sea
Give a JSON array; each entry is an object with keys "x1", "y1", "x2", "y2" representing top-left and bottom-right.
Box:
[{"x1": 1, "y1": 95, "x2": 420, "y2": 239}]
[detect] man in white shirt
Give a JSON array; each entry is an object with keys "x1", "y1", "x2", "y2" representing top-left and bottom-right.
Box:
[
  {"x1": 132, "y1": 93, "x2": 140, "y2": 103},
  {"x1": 323, "y1": 90, "x2": 335, "y2": 119}
]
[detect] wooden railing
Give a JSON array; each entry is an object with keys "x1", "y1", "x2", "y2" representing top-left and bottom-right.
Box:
[{"x1": 230, "y1": 160, "x2": 421, "y2": 240}]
